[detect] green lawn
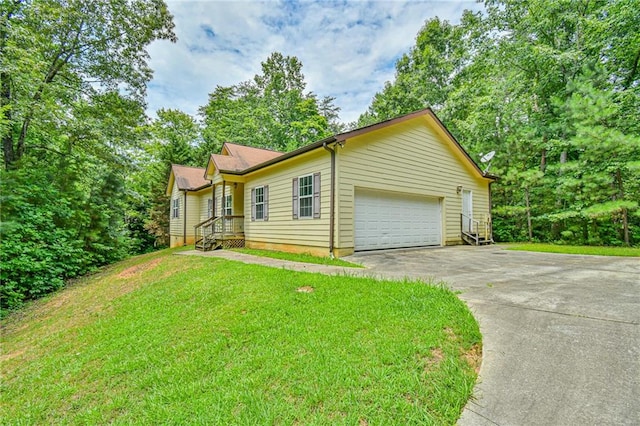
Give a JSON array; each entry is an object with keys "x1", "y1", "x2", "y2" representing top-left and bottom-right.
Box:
[
  {"x1": 1, "y1": 249, "x2": 480, "y2": 425},
  {"x1": 232, "y1": 247, "x2": 363, "y2": 268},
  {"x1": 506, "y1": 243, "x2": 640, "y2": 257}
]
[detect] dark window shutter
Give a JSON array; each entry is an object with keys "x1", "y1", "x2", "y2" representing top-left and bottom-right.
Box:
[
  {"x1": 251, "y1": 188, "x2": 256, "y2": 221},
  {"x1": 313, "y1": 172, "x2": 321, "y2": 219},
  {"x1": 264, "y1": 185, "x2": 269, "y2": 221},
  {"x1": 292, "y1": 177, "x2": 298, "y2": 219}
]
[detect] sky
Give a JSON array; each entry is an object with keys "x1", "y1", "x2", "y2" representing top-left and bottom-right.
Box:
[{"x1": 147, "y1": 0, "x2": 483, "y2": 124}]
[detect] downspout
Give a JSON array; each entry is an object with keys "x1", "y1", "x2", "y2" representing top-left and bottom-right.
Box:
[
  {"x1": 488, "y1": 180, "x2": 494, "y2": 242},
  {"x1": 183, "y1": 191, "x2": 187, "y2": 246},
  {"x1": 323, "y1": 142, "x2": 336, "y2": 257}
]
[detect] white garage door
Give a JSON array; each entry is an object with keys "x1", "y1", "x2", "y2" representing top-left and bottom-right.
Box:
[{"x1": 355, "y1": 189, "x2": 441, "y2": 251}]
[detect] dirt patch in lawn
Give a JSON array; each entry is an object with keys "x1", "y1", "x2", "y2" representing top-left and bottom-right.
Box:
[
  {"x1": 117, "y1": 258, "x2": 162, "y2": 279},
  {"x1": 462, "y1": 343, "x2": 482, "y2": 374},
  {"x1": 296, "y1": 286, "x2": 314, "y2": 293}
]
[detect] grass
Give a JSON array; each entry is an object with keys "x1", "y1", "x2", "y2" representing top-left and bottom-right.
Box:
[
  {"x1": 506, "y1": 243, "x2": 640, "y2": 257},
  {"x1": 1, "y1": 249, "x2": 480, "y2": 425},
  {"x1": 232, "y1": 247, "x2": 363, "y2": 268}
]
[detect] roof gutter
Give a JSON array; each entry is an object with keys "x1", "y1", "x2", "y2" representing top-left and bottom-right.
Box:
[{"x1": 323, "y1": 142, "x2": 336, "y2": 257}]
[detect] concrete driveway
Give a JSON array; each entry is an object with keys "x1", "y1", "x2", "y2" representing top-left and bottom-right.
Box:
[{"x1": 347, "y1": 245, "x2": 640, "y2": 426}]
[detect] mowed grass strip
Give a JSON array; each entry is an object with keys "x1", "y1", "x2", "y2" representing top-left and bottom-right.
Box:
[
  {"x1": 507, "y1": 243, "x2": 640, "y2": 257},
  {"x1": 1, "y1": 249, "x2": 480, "y2": 425},
  {"x1": 232, "y1": 248, "x2": 363, "y2": 268}
]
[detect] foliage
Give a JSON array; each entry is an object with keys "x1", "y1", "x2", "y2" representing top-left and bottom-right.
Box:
[
  {"x1": 128, "y1": 108, "x2": 200, "y2": 250},
  {"x1": 1, "y1": 251, "x2": 480, "y2": 424},
  {"x1": 0, "y1": 0, "x2": 176, "y2": 310},
  {"x1": 359, "y1": 0, "x2": 640, "y2": 246},
  {"x1": 200, "y1": 52, "x2": 337, "y2": 154},
  {"x1": 0, "y1": 165, "x2": 132, "y2": 311}
]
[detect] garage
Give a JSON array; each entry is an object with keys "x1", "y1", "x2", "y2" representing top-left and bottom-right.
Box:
[{"x1": 354, "y1": 189, "x2": 442, "y2": 251}]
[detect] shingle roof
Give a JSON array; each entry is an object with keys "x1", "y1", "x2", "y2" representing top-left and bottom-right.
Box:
[
  {"x1": 171, "y1": 164, "x2": 209, "y2": 190},
  {"x1": 210, "y1": 143, "x2": 283, "y2": 173}
]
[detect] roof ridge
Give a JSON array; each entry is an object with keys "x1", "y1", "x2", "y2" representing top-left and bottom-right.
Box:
[
  {"x1": 172, "y1": 164, "x2": 205, "y2": 170},
  {"x1": 223, "y1": 142, "x2": 284, "y2": 154}
]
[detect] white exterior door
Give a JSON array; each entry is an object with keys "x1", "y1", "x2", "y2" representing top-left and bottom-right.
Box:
[
  {"x1": 462, "y1": 190, "x2": 473, "y2": 233},
  {"x1": 354, "y1": 189, "x2": 441, "y2": 251}
]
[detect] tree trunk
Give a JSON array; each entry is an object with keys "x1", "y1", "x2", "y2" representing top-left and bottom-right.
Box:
[
  {"x1": 540, "y1": 148, "x2": 546, "y2": 172},
  {"x1": 1, "y1": 71, "x2": 14, "y2": 169},
  {"x1": 622, "y1": 208, "x2": 629, "y2": 246}
]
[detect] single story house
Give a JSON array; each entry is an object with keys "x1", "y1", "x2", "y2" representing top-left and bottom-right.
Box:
[{"x1": 167, "y1": 108, "x2": 496, "y2": 256}]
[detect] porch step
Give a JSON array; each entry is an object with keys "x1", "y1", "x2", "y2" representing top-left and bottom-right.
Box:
[
  {"x1": 462, "y1": 232, "x2": 493, "y2": 246},
  {"x1": 195, "y1": 235, "x2": 222, "y2": 251}
]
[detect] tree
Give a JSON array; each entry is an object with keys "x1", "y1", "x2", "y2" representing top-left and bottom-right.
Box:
[
  {"x1": 0, "y1": 0, "x2": 176, "y2": 311},
  {"x1": 1, "y1": 0, "x2": 176, "y2": 169},
  {"x1": 358, "y1": 12, "x2": 482, "y2": 127},
  {"x1": 200, "y1": 52, "x2": 336, "y2": 153},
  {"x1": 135, "y1": 109, "x2": 200, "y2": 249},
  {"x1": 358, "y1": 0, "x2": 640, "y2": 246}
]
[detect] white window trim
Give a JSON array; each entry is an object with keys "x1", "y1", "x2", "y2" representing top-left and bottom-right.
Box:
[
  {"x1": 298, "y1": 174, "x2": 313, "y2": 219},
  {"x1": 255, "y1": 186, "x2": 265, "y2": 220},
  {"x1": 172, "y1": 198, "x2": 180, "y2": 219},
  {"x1": 223, "y1": 194, "x2": 232, "y2": 216}
]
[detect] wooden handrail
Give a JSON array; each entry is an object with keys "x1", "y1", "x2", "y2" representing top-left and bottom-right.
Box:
[
  {"x1": 194, "y1": 215, "x2": 217, "y2": 229},
  {"x1": 460, "y1": 213, "x2": 493, "y2": 245}
]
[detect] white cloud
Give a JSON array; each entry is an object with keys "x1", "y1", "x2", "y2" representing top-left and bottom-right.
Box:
[{"x1": 147, "y1": 0, "x2": 483, "y2": 124}]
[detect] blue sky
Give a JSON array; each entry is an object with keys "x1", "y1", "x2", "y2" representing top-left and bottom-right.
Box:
[{"x1": 147, "y1": 0, "x2": 483, "y2": 124}]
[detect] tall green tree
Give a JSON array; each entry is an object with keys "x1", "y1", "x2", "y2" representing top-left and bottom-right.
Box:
[
  {"x1": 134, "y1": 109, "x2": 200, "y2": 249},
  {"x1": 0, "y1": 0, "x2": 176, "y2": 311},
  {"x1": 200, "y1": 52, "x2": 336, "y2": 153},
  {"x1": 359, "y1": 0, "x2": 640, "y2": 246},
  {"x1": 1, "y1": 0, "x2": 176, "y2": 169},
  {"x1": 358, "y1": 12, "x2": 482, "y2": 127}
]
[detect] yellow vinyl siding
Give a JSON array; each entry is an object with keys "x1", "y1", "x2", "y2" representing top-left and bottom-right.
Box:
[
  {"x1": 169, "y1": 181, "x2": 183, "y2": 246},
  {"x1": 199, "y1": 190, "x2": 212, "y2": 222},
  {"x1": 212, "y1": 182, "x2": 243, "y2": 217},
  {"x1": 169, "y1": 185, "x2": 210, "y2": 247},
  {"x1": 244, "y1": 150, "x2": 331, "y2": 250},
  {"x1": 336, "y1": 119, "x2": 490, "y2": 250}
]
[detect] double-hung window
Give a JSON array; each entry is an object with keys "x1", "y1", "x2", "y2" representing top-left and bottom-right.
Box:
[
  {"x1": 172, "y1": 198, "x2": 180, "y2": 218},
  {"x1": 251, "y1": 185, "x2": 269, "y2": 221},
  {"x1": 298, "y1": 174, "x2": 313, "y2": 218},
  {"x1": 224, "y1": 194, "x2": 232, "y2": 216},
  {"x1": 293, "y1": 173, "x2": 320, "y2": 219},
  {"x1": 255, "y1": 186, "x2": 265, "y2": 220},
  {"x1": 207, "y1": 199, "x2": 213, "y2": 218}
]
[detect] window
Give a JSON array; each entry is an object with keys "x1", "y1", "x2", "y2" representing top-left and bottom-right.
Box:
[
  {"x1": 224, "y1": 194, "x2": 232, "y2": 216},
  {"x1": 299, "y1": 174, "x2": 313, "y2": 218},
  {"x1": 172, "y1": 198, "x2": 180, "y2": 218},
  {"x1": 292, "y1": 173, "x2": 320, "y2": 219},
  {"x1": 207, "y1": 198, "x2": 213, "y2": 218},
  {"x1": 251, "y1": 185, "x2": 269, "y2": 221},
  {"x1": 255, "y1": 186, "x2": 265, "y2": 220}
]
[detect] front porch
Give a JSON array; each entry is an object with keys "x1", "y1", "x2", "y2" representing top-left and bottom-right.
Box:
[{"x1": 194, "y1": 215, "x2": 245, "y2": 251}]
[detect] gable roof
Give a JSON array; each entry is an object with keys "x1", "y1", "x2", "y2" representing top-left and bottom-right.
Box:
[
  {"x1": 203, "y1": 109, "x2": 495, "y2": 181},
  {"x1": 221, "y1": 108, "x2": 494, "y2": 180},
  {"x1": 206, "y1": 142, "x2": 283, "y2": 175},
  {"x1": 168, "y1": 164, "x2": 210, "y2": 194}
]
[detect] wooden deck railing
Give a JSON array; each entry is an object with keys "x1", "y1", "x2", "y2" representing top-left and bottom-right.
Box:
[{"x1": 194, "y1": 215, "x2": 245, "y2": 246}]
